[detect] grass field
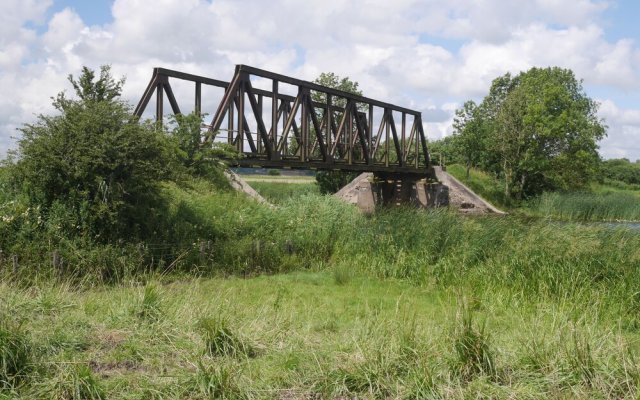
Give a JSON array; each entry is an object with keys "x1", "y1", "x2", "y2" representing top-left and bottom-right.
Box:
[
  {"x1": 5, "y1": 262, "x2": 640, "y2": 399},
  {"x1": 4, "y1": 199, "x2": 640, "y2": 398},
  {"x1": 239, "y1": 174, "x2": 318, "y2": 204},
  {"x1": 240, "y1": 175, "x2": 315, "y2": 183},
  {"x1": 446, "y1": 164, "x2": 640, "y2": 222},
  {"x1": 526, "y1": 191, "x2": 640, "y2": 222},
  {"x1": 3, "y1": 172, "x2": 640, "y2": 398}
]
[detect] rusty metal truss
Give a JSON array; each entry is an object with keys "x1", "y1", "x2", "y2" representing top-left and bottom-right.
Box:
[{"x1": 134, "y1": 65, "x2": 433, "y2": 177}]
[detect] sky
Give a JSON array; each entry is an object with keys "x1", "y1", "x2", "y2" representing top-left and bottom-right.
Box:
[{"x1": 1, "y1": 0, "x2": 639, "y2": 161}]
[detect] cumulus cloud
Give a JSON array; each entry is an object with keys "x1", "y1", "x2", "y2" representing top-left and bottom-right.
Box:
[
  {"x1": 598, "y1": 100, "x2": 640, "y2": 159},
  {"x1": 0, "y1": 0, "x2": 638, "y2": 160}
]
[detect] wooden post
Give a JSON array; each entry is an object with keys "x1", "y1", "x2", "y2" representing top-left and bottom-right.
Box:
[
  {"x1": 199, "y1": 241, "x2": 206, "y2": 264},
  {"x1": 52, "y1": 250, "x2": 61, "y2": 274}
]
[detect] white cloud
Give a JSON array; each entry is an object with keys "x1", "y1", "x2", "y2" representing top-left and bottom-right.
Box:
[
  {"x1": 598, "y1": 100, "x2": 640, "y2": 160},
  {"x1": 0, "y1": 0, "x2": 638, "y2": 160}
]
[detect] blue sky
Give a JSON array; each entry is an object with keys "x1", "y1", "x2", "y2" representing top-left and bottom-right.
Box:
[
  {"x1": 2, "y1": 0, "x2": 640, "y2": 160},
  {"x1": 46, "y1": 0, "x2": 113, "y2": 27}
]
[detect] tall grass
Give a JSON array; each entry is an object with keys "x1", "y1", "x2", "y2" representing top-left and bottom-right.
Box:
[
  {"x1": 248, "y1": 181, "x2": 318, "y2": 204},
  {"x1": 3, "y1": 170, "x2": 640, "y2": 397},
  {"x1": 528, "y1": 191, "x2": 640, "y2": 222},
  {"x1": 0, "y1": 317, "x2": 32, "y2": 390},
  {"x1": 451, "y1": 303, "x2": 496, "y2": 380}
]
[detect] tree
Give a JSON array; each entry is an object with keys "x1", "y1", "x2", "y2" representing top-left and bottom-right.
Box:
[
  {"x1": 311, "y1": 72, "x2": 363, "y2": 106},
  {"x1": 600, "y1": 158, "x2": 640, "y2": 185},
  {"x1": 12, "y1": 65, "x2": 174, "y2": 241},
  {"x1": 312, "y1": 73, "x2": 361, "y2": 194},
  {"x1": 452, "y1": 100, "x2": 487, "y2": 179},
  {"x1": 453, "y1": 67, "x2": 606, "y2": 200},
  {"x1": 167, "y1": 112, "x2": 238, "y2": 186}
]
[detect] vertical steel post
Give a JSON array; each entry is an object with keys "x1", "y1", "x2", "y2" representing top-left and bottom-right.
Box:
[
  {"x1": 155, "y1": 84, "x2": 163, "y2": 123},
  {"x1": 195, "y1": 82, "x2": 202, "y2": 116},
  {"x1": 368, "y1": 104, "x2": 373, "y2": 164},
  {"x1": 401, "y1": 112, "x2": 406, "y2": 163},
  {"x1": 271, "y1": 81, "x2": 278, "y2": 146},
  {"x1": 326, "y1": 95, "x2": 332, "y2": 161},
  {"x1": 282, "y1": 102, "x2": 289, "y2": 155},
  {"x1": 300, "y1": 88, "x2": 308, "y2": 162},
  {"x1": 237, "y1": 78, "x2": 245, "y2": 153},
  {"x1": 385, "y1": 109, "x2": 390, "y2": 167},
  {"x1": 415, "y1": 117, "x2": 419, "y2": 168},
  {"x1": 347, "y1": 103, "x2": 353, "y2": 164},
  {"x1": 257, "y1": 94, "x2": 263, "y2": 154},
  {"x1": 227, "y1": 103, "x2": 234, "y2": 145}
]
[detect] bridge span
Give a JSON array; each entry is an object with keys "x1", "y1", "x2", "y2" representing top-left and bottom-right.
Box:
[{"x1": 134, "y1": 65, "x2": 434, "y2": 179}]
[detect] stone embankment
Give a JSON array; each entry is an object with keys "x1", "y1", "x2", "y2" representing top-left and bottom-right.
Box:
[{"x1": 335, "y1": 167, "x2": 505, "y2": 215}]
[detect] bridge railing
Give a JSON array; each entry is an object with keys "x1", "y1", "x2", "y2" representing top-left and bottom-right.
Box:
[{"x1": 134, "y1": 65, "x2": 431, "y2": 176}]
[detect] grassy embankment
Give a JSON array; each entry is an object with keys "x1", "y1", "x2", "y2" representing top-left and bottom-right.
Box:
[
  {"x1": 240, "y1": 175, "x2": 318, "y2": 204},
  {"x1": 2, "y1": 174, "x2": 640, "y2": 398},
  {"x1": 446, "y1": 164, "x2": 640, "y2": 222}
]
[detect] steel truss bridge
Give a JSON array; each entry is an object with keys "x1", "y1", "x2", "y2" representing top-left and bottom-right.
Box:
[{"x1": 134, "y1": 65, "x2": 434, "y2": 178}]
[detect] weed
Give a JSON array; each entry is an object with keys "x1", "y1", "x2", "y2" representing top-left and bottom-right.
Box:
[
  {"x1": 0, "y1": 317, "x2": 32, "y2": 390},
  {"x1": 186, "y1": 362, "x2": 246, "y2": 399},
  {"x1": 450, "y1": 302, "x2": 496, "y2": 380},
  {"x1": 333, "y1": 265, "x2": 352, "y2": 285},
  {"x1": 137, "y1": 283, "x2": 162, "y2": 321},
  {"x1": 249, "y1": 181, "x2": 318, "y2": 204},
  {"x1": 527, "y1": 191, "x2": 640, "y2": 222},
  {"x1": 37, "y1": 363, "x2": 105, "y2": 400},
  {"x1": 404, "y1": 366, "x2": 439, "y2": 399},
  {"x1": 566, "y1": 329, "x2": 597, "y2": 386},
  {"x1": 197, "y1": 317, "x2": 254, "y2": 358}
]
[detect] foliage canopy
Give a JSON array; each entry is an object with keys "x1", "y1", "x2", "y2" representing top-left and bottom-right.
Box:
[
  {"x1": 447, "y1": 67, "x2": 606, "y2": 200},
  {"x1": 312, "y1": 72, "x2": 361, "y2": 194}
]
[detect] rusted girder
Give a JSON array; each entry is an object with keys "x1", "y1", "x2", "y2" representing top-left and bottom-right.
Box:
[{"x1": 134, "y1": 65, "x2": 434, "y2": 177}]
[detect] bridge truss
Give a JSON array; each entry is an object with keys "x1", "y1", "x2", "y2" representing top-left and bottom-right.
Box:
[{"x1": 134, "y1": 65, "x2": 433, "y2": 177}]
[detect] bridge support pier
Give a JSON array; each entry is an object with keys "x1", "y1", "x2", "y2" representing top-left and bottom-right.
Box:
[{"x1": 334, "y1": 173, "x2": 448, "y2": 213}]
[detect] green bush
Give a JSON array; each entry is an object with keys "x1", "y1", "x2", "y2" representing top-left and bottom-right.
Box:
[
  {"x1": 10, "y1": 66, "x2": 175, "y2": 242},
  {"x1": 167, "y1": 112, "x2": 236, "y2": 187},
  {"x1": 315, "y1": 170, "x2": 358, "y2": 194}
]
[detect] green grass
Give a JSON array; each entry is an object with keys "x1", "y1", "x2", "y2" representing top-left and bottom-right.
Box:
[
  {"x1": 4, "y1": 260, "x2": 640, "y2": 399},
  {"x1": 593, "y1": 179, "x2": 640, "y2": 193},
  {"x1": 446, "y1": 164, "x2": 640, "y2": 222},
  {"x1": 4, "y1": 173, "x2": 640, "y2": 397},
  {"x1": 526, "y1": 191, "x2": 640, "y2": 222},
  {"x1": 240, "y1": 175, "x2": 315, "y2": 183},
  {"x1": 247, "y1": 181, "x2": 319, "y2": 204},
  {"x1": 445, "y1": 164, "x2": 510, "y2": 208}
]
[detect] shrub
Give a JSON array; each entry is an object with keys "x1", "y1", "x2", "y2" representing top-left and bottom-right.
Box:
[
  {"x1": 315, "y1": 170, "x2": 358, "y2": 194},
  {"x1": 10, "y1": 66, "x2": 175, "y2": 242},
  {"x1": 167, "y1": 112, "x2": 236, "y2": 187}
]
